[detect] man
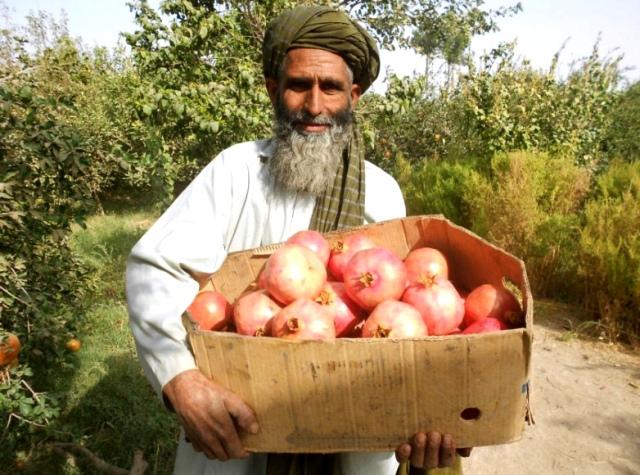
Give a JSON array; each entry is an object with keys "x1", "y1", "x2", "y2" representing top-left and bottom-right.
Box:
[{"x1": 126, "y1": 5, "x2": 469, "y2": 475}]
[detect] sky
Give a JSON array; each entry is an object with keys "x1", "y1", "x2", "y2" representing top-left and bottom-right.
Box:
[{"x1": 3, "y1": 0, "x2": 640, "y2": 91}]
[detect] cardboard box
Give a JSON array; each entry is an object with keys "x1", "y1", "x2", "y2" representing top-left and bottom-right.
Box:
[{"x1": 185, "y1": 215, "x2": 534, "y2": 453}]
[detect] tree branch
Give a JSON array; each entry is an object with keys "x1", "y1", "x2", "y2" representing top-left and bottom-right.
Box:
[{"x1": 52, "y1": 443, "x2": 148, "y2": 475}]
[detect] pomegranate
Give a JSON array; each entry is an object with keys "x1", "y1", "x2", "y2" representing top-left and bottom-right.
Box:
[
  {"x1": 463, "y1": 283, "x2": 522, "y2": 328},
  {"x1": 362, "y1": 300, "x2": 428, "y2": 338},
  {"x1": 401, "y1": 276, "x2": 464, "y2": 336},
  {"x1": 263, "y1": 244, "x2": 327, "y2": 305},
  {"x1": 343, "y1": 248, "x2": 407, "y2": 310},
  {"x1": 462, "y1": 317, "x2": 507, "y2": 334},
  {"x1": 0, "y1": 332, "x2": 20, "y2": 367},
  {"x1": 66, "y1": 338, "x2": 82, "y2": 352},
  {"x1": 286, "y1": 230, "x2": 331, "y2": 266},
  {"x1": 187, "y1": 290, "x2": 232, "y2": 331},
  {"x1": 404, "y1": 247, "x2": 449, "y2": 284},
  {"x1": 328, "y1": 233, "x2": 376, "y2": 280},
  {"x1": 269, "y1": 299, "x2": 335, "y2": 341},
  {"x1": 315, "y1": 282, "x2": 366, "y2": 337},
  {"x1": 257, "y1": 267, "x2": 268, "y2": 289},
  {"x1": 233, "y1": 290, "x2": 281, "y2": 336}
]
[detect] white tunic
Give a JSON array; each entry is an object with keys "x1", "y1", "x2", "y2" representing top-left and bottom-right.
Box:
[{"x1": 126, "y1": 139, "x2": 406, "y2": 475}]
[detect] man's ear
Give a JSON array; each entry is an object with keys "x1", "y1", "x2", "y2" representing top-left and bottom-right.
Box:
[
  {"x1": 351, "y1": 83, "x2": 362, "y2": 108},
  {"x1": 265, "y1": 77, "x2": 278, "y2": 107}
]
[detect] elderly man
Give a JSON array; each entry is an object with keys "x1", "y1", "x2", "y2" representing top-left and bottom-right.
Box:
[{"x1": 126, "y1": 5, "x2": 468, "y2": 475}]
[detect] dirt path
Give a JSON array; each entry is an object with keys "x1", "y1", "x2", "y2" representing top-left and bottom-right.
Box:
[{"x1": 463, "y1": 301, "x2": 640, "y2": 475}]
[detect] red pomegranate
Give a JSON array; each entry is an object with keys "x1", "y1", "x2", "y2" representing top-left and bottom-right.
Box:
[
  {"x1": 233, "y1": 290, "x2": 281, "y2": 336},
  {"x1": 262, "y1": 244, "x2": 327, "y2": 305},
  {"x1": 315, "y1": 282, "x2": 366, "y2": 337},
  {"x1": 404, "y1": 247, "x2": 449, "y2": 284},
  {"x1": 187, "y1": 290, "x2": 232, "y2": 331},
  {"x1": 286, "y1": 230, "x2": 331, "y2": 266},
  {"x1": 462, "y1": 317, "x2": 508, "y2": 334},
  {"x1": 343, "y1": 248, "x2": 407, "y2": 310},
  {"x1": 401, "y1": 276, "x2": 464, "y2": 336},
  {"x1": 362, "y1": 300, "x2": 428, "y2": 338},
  {"x1": 328, "y1": 233, "x2": 376, "y2": 280},
  {"x1": 269, "y1": 299, "x2": 335, "y2": 341},
  {"x1": 463, "y1": 283, "x2": 522, "y2": 328}
]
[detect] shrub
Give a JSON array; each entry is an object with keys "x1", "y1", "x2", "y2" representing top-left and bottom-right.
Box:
[
  {"x1": 605, "y1": 81, "x2": 640, "y2": 162},
  {"x1": 463, "y1": 152, "x2": 591, "y2": 297},
  {"x1": 393, "y1": 153, "x2": 483, "y2": 227},
  {"x1": 578, "y1": 160, "x2": 640, "y2": 342}
]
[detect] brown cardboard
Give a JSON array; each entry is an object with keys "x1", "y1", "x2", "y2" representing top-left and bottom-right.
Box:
[{"x1": 185, "y1": 215, "x2": 533, "y2": 453}]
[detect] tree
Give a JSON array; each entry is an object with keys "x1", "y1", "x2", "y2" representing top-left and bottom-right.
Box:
[{"x1": 410, "y1": 0, "x2": 521, "y2": 89}]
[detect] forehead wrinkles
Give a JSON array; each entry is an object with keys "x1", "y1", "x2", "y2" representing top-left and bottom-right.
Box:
[{"x1": 278, "y1": 50, "x2": 353, "y2": 87}]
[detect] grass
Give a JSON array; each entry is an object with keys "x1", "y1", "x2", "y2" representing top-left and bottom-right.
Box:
[{"x1": 16, "y1": 203, "x2": 180, "y2": 474}]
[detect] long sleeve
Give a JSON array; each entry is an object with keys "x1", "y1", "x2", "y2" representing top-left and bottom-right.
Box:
[{"x1": 125, "y1": 154, "x2": 235, "y2": 398}]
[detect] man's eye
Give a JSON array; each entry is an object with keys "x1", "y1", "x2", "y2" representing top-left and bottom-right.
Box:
[{"x1": 288, "y1": 81, "x2": 309, "y2": 91}]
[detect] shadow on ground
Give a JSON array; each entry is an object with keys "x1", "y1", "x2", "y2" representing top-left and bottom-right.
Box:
[{"x1": 23, "y1": 353, "x2": 180, "y2": 474}]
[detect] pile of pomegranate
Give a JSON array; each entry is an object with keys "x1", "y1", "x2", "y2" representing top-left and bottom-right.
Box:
[{"x1": 187, "y1": 230, "x2": 523, "y2": 341}]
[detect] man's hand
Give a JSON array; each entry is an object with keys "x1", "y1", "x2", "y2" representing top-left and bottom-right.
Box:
[
  {"x1": 395, "y1": 432, "x2": 472, "y2": 471},
  {"x1": 162, "y1": 369, "x2": 259, "y2": 461}
]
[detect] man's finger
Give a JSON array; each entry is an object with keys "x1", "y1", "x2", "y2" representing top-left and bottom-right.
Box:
[
  {"x1": 425, "y1": 431, "x2": 442, "y2": 469},
  {"x1": 224, "y1": 391, "x2": 260, "y2": 435},
  {"x1": 395, "y1": 443, "x2": 411, "y2": 463},
  {"x1": 457, "y1": 447, "x2": 473, "y2": 457},
  {"x1": 439, "y1": 433, "x2": 456, "y2": 467},
  {"x1": 410, "y1": 432, "x2": 427, "y2": 468},
  {"x1": 212, "y1": 400, "x2": 250, "y2": 459},
  {"x1": 202, "y1": 435, "x2": 226, "y2": 461}
]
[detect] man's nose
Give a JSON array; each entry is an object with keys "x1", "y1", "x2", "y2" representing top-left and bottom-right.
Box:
[{"x1": 304, "y1": 85, "x2": 323, "y2": 116}]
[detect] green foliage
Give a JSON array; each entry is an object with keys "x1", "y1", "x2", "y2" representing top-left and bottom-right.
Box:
[
  {"x1": 578, "y1": 160, "x2": 640, "y2": 342},
  {"x1": 124, "y1": 0, "x2": 279, "y2": 205},
  {"x1": 392, "y1": 153, "x2": 483, "y2": 226},
  {"x1": 464, "y1": 152, "x2": 591, "y2": 297},
  {"x1": 606, "y1": 80, "x2": 640, "y2": 161},
  {"x1": 459, "y1": 43, "x2": 621, "y2": 165},
  {"x1": 0, "y1": 13, "x2": 102, "y2": 456}
]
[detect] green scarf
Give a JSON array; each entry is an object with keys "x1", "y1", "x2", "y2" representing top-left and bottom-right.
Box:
[{"x1": 308, "y1": 123, "x2": 365, "y2": 232}]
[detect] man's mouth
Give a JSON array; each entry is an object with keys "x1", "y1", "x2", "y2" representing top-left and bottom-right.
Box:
[{"x1": 297, "y1": 122, "x2": 330, "y2": 133}]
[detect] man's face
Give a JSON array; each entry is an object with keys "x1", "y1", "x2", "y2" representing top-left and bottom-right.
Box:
[
  {"x1": 265, "y1": 48, "x2": 362, "y2": 196},
  {"x1": 266, "y1": 48, "x2": 361, "y2": 133}
]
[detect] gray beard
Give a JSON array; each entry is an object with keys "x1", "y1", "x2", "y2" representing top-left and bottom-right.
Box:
[{"x1": 269, "y1": 102, "x2": 353, "y2": 196}]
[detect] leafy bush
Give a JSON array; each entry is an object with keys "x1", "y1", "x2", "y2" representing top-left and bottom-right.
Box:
[
  {"x1": 578, "y1": 160, "x2": 640, "y2": 342},
  {"x1": 392, "y1": 152, "x2": 483, "y2": 227},
  {"x1": 605, "y1": 81, "x2": 640, "y2": 161},
  {"x1": 458, "y1": 44, "x2": 620, "y2": 166},
  {"x1": 465, "y1": 152, "x2": 591, "y2": 297},
  {"x1": 0, "y1": 15, "x2": 101, "y2": 455}
]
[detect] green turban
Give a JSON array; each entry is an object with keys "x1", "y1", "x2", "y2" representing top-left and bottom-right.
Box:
[{"x1": 262, "y1": 5, "x2": 380, "y2": 92}]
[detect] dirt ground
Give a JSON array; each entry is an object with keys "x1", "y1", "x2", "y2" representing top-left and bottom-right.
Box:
[{"x1": 462, "y1": 301, "x2": 640, "y2": 475}]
